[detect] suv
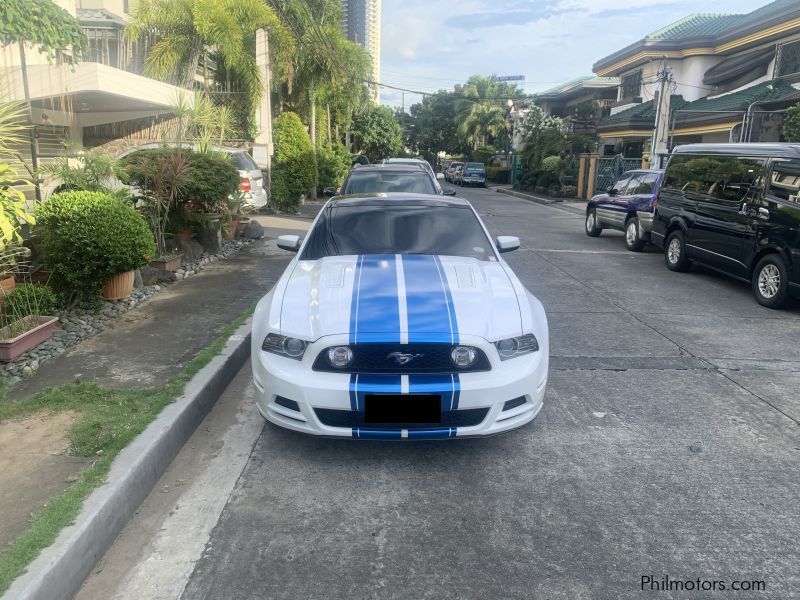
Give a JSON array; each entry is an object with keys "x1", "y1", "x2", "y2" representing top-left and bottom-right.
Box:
[
  {"x1": 651, "y1": 143, "x2": 800, "y2": 308},
  {"x1": 585, "y1": 169, "x2": 663, "y2": 251},
  {"x1": 337, "y1": 163, "x2": 455, "y2": 196},
  {"x1": 458, "y1": 162, "x2": 486, "y2": 187}
]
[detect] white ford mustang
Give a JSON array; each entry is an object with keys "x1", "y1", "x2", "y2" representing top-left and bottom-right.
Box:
[{"x1": 251, "y1": 194, "x2": 549, "y2": 439}]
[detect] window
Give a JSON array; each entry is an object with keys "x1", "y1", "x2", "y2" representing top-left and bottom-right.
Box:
[
  {"x1": 630, "y1": 172, "x2": 660, "y2": 195},
  {"x1": 776, "y1": 39, "x2": 800, "y2": 78},
  {"x1": 231, "y1": 152, "x2": 258, "y2": 171},
  {"x1": 342, "y1": 171, "x2": 436, "y2": 195},
  {"x1": 664, "y1": 155, "x2": 765, "y2": 202},
  {"x1": 301, "y1": 205, "x2": 493, "y2": 260},
  {"x1": 621, "y1": 71, "x2": 642, "y2": 99},
  {"x1": 768, "y1": 159, "x2": 800, "y2": 202}
]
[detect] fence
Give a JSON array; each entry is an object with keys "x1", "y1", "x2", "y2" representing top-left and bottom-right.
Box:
[{"x1": 595, "y1": 155, "x2": 641, "y2": 192}]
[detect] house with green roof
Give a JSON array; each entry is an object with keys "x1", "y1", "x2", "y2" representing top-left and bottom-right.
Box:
[{"x1": 591, "y1": 0, "x2": 800, "y2": 157}]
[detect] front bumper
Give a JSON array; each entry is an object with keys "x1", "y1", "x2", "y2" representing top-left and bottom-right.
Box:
[{"x1": 251, "y1": 335, "x2": 548, "y2": 439}]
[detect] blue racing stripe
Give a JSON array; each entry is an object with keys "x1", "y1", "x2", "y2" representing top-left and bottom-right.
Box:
[
  {"x1": 433, "y1": 256, "x2": 459, "y2": 345},
  {"x1": 409, "y1": 374, "x2": 460, "y2": 412},
  {"x1": 407, "y1": 428, "x2": 456, "y2": 440},
  {"x1": 350, "y1": 254, "x2": 401, "y2": 344},
  {"x1": 349, "y1": 374, "x2": 402, "y2": 411},
  {"x1": 402, "y1": 255, "x2": 456, "y2": 344}
]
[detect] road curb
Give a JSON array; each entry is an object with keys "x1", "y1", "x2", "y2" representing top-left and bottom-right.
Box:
[
  {"x1": 495, "y1": 187, "x2": 563, "y2": 205},
  {"x1": 2, "y1": 318, "x2": 253, "y2": 600}
]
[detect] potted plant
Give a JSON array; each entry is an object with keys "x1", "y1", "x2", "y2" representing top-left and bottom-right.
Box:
[
  {"x1": 1, "y1": 158, "x2": 36, "y2": 298},
  {"x1": 35, "y1": 191, "x2": 155, "y2": 308},
  {"x1": 0, "y1": 281, "x2": 60, "y2": 361},
  {"x1": 223, "y1": 191, "x2": 247, "y2": 241}
]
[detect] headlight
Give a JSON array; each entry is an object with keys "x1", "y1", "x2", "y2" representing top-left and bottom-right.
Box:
[
  {"x1": 451, "y1": 345, "x2": 478, "y2": 368},
  {"x1": 495, "y1": 334, "x2": 539, "y2": 360},
  {"x1": 327, "y1": 346, "x2": 354, "y2": 368},
  {"x1": 262, "y1": 333, "x2": 308, "y2": 360}
]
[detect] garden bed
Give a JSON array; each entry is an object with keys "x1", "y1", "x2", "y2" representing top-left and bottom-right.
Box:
[{"x1": 0, "y1": 239, "x2": 253, "y2": 385}]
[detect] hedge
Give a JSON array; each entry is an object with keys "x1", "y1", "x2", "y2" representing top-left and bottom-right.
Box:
[{"x1": 272, "y1": 112, "x2": 317, "y2": 213}]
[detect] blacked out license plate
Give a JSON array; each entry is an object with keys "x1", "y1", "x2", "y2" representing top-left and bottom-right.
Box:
[{"x1": 364, "y1": 394, "x2": 442, "y2": 424}]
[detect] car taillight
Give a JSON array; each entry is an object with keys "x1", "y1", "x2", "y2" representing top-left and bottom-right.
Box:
[{"x1": 239, "y1": 178, "x2": 251, "y2": 192}]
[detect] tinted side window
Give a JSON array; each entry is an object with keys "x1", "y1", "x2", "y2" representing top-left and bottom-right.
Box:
[
  {"x1": 664, "y1": 155, "x2": 764, "y2": 202},
  {"x1": 768, "y1": 159, "x2": 800, "y2": 203},
  {"x1": 631, "y1": 172, "x2": 659, "y2": 195}
]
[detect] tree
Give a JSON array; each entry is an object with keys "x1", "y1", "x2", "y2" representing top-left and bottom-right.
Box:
[
  {"x1": 272, "y1": 112, "x2": 317, "y2": 212},
  {"x1": 455, "y1": 76, "x2": 518, "y2": 150},
  {"x1": 404, "y1": 92, "x2": 470, "y2": 165},
  {"x1": 350, "y1": 106, "x2": 404, "y2": 162},
  {"x1": 0, "y1": 0, "x2": 86, "y2": 64},
  {"x1": 518, "y1": 105, "x2": 567, "y2": 174},
  {"x1": 783, "y1": 103, "x2": 800, "y2": 142},
  {"x1": 126, "y1": 0, "x2": 293, "y2": 134}
]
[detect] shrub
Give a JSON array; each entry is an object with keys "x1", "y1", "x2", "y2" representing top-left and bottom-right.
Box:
[
  {"x1": 784, "y1": 103, "x2": 800, "y2": 142},
  {"x1": 316, "y1": 142, "x2": 351, "y2": 193},
  {"x1": 272, "y1": 112, "x2": 317, "y2": 213},
  {"x1": 485, "y1": 166, "x2": 510, "y2": 183},
  {"x1": 3, "y1": 283, "x2": 60, "y2": 318},
  {"x1": 541, "y1": 155, "x2": 563, "y2": 177},
  {"x1": 35, "y1": 191, "x2": 155, "y2": 307},
  {"x1": 122, "y1": 148, "x2": 239, "y2": 213}
]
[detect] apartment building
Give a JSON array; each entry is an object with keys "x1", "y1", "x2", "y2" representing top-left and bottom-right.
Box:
[{"x1": 341, "y1": 0, "x2": 381, "y2": 101}]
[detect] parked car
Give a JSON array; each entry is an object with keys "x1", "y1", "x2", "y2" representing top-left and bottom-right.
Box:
[
  {"x1": 382, "y1": 158, "x2": 445, "y2": 193},
  {"x1": 585, "y1": 169, "x2": 664, "y2": 251},
  {"x1": 252, "y1": 194, "x2": 549, "y2": 439},
  {"x1": 117, "y1": 144, "x2": 268, "y2": 209},
  {"x1": 446, "y1": 162, "x2": 463, "y2": 183},
  {"x1": 458, "y1": 162, "x2": 486, "y2": 187},
  {"x1": 651, "y1": 143, "x2": 800, "y2": 308},
  {"x1": 335, "y1": 163, "x2": 455, "y2": 196}
]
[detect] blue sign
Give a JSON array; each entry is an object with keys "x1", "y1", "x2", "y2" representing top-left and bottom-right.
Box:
[{"x1": 496, "y1": 75, "x2": 525, "y2": 82}]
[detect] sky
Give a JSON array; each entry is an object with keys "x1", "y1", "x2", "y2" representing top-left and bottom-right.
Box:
[{"x1": 380, "y1": 0, "x2": 770, "y2": 109}]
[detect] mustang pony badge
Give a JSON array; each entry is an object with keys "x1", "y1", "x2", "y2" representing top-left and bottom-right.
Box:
[{"x1": 387, "y1": 352, "x2": 424, "y2": 366}]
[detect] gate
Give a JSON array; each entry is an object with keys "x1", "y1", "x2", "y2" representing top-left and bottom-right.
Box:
[{"x1": 595, "y1": 155, "x2": 641, "y2": 192}]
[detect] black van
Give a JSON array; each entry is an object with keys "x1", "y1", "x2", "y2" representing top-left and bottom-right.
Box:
[{"x1": 652, "y1": 143, "x2": 800, "y2": 308}]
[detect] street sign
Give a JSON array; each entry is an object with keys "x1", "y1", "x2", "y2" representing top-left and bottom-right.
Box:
[{"x1": 496, "y1": 75, "x2": 525, "y2": 82}]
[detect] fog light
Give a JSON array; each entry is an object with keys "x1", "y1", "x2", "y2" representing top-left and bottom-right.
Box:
[
  {"x1": 327, "y1": 346, "x2": 354, "y2": 368},
  {"x1": 283, "y1": 337, "x2": 307, "y2": 357},
  {"x1": 451, "y1": 346, "x2": 477, "y2": 368}
]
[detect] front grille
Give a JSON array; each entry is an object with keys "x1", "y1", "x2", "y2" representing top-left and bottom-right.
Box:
[
  {"x1": 312, "y1": 343, "x2": 491, "y2": 374},
  {"x1": 315, "y1": 407, "x2": 490, "y2": 429}
]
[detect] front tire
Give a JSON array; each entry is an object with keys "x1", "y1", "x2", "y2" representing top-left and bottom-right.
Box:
[
  {"x1": 585, "y1": 209, "x2": 602, "y2": 237},
  {"x1": 664, "y1": 230, "x2": 692, "y2": 272},
  {"x1": 625, "y1": 217, "x2": 647, "y2": 252},
  {"x1": 752, "y1": 254, "x2": 789, "y2": 309}
]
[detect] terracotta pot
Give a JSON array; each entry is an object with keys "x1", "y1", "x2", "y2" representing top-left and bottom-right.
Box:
[
  {"x1": 0, "y1": 275, "x2": 15, "y2": 300},
  {"x1": 150, "y1": 254, "x2": 183, "y2": 271},
  {"x1": 102, "y1": 270, "x2": 135, "y2": 301},
  {"x1": 176, "y1": 227, "x2": 193, "y2": 241},
  {"x1": 0, "y1": 316, "x2": 58, "y2": 362}
]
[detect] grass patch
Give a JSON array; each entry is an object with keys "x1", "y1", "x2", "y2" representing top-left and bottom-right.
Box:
[{"x1": 0, "y1": 306, "x2": 254, "y2": 594}]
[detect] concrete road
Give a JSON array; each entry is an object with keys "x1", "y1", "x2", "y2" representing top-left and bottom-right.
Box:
[{"x1": 77, "y1": 185, "x2": 800, "y2": 600}]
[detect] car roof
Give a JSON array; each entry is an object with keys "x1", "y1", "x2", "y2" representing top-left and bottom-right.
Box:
[
  {"x1": 349, "y1": 163, "x2": 429, "y2": 173},
  {"x1": 328, "y1": 193, "x2": 470, "y2": 208},
  {"x1": 672, "y1": 143, "x2": 800, "y2": 159}
]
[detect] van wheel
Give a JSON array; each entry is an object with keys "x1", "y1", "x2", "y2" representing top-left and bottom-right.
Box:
[
  {"x1": 752, "y1": 254, "x2": 789, "y2": 309},
  {"x1": 664, "y1": 230, "x2": 692, "y2": 272},
  {"x1": 585, "y1": 209, "x2": 602, "y2": 237},
  {"x1": 625, "y1": 217, "x2": 647, "y2": 252}
]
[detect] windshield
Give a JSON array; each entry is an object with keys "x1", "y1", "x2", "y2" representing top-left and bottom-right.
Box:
[
  {"x1": 301, "y1": 205, "x2": 494, "y2": 260},
  {"x1": 231, "y1": 152, "x2": 258, "y2": 171},
  {"x1": 342, "y1": 170, "x2": 436, "y2": 195}
]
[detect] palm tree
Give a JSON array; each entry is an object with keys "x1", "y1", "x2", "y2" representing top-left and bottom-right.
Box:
[
  {"x1": 455, "y1": 75, "x2": 517, "y2": 150},
  {"x1": 126, "y1": 0, "x2": 293, "y2": 111}
]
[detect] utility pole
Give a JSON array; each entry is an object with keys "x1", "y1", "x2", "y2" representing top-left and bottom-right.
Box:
[
  {"x1": 650, "y1": 55, "x2": 673, "y2": 169},
  {"x1": 253, "y1": 29, "x2": 274, "y2": 192}
]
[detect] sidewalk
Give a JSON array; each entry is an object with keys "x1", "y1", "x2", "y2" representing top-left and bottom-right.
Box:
[
  {"x1": 495, "y1": 186, "x2": 587, "y2": 216},
  {"x1": 0, "y1": 216, "x2": 300, "y2": 555}
]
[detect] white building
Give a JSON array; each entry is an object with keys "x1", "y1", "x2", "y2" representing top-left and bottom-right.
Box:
[{"x1": 341, "y1": 0, "x2": 381, "y2": 102}]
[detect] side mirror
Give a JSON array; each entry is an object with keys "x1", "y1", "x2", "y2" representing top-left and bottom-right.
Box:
[
  {"x1": 277, "y1": 234, "x2": 301, "y2": 252},
  {"x1": 323, "y1": 187, "x2": 338, "y2": 197},
  {"x1": 496, "y1": 235, "x2": 520, "y2": 253},
  {"x1": 607, "y1": 187, "x2": 617, "y2": 196},
  {"x1": 436, "y1": 172, "x2": 445, "y2": 180},
  {"x1": 444, "y1": 189, "x2": 457, "y2": 196}
]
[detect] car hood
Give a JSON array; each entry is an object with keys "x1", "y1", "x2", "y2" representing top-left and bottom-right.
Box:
[{"x1": 278, "y1": 255, "x2": 523, "y2": 343}]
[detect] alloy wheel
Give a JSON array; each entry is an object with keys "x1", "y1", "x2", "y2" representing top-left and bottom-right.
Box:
[
  {"x1": 667, "y1": 238, "x2": 681, "y2": 264},
  {"x1": 758, "y1": 264, "x2": 781, "y2": 299},
  {"x1": 586, "y1": 213, "x2": 595, "y2": 232},
  {"x1": 626, "y1": 222, "x2": 637, "y2": 245}
]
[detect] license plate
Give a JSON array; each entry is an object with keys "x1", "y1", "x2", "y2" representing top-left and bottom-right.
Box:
[{"x1": 364, "y1": 394, "x2": 441, "y2": 424}]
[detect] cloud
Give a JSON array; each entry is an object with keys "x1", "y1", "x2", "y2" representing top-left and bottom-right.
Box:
[{"x1": 380, "y1": 0, "x2": 763, "y2": 108}]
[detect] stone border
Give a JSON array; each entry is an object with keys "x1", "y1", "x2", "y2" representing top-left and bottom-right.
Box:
[
  {"x1": 1, "y1": 317, "x2": 254, "y2": 600},
  {"x1": 0, "y1": 239, "x2": 253, "y2": 384},
  {"x1": 496, "y1": 186, "x2": 563, "y2": 205}
]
